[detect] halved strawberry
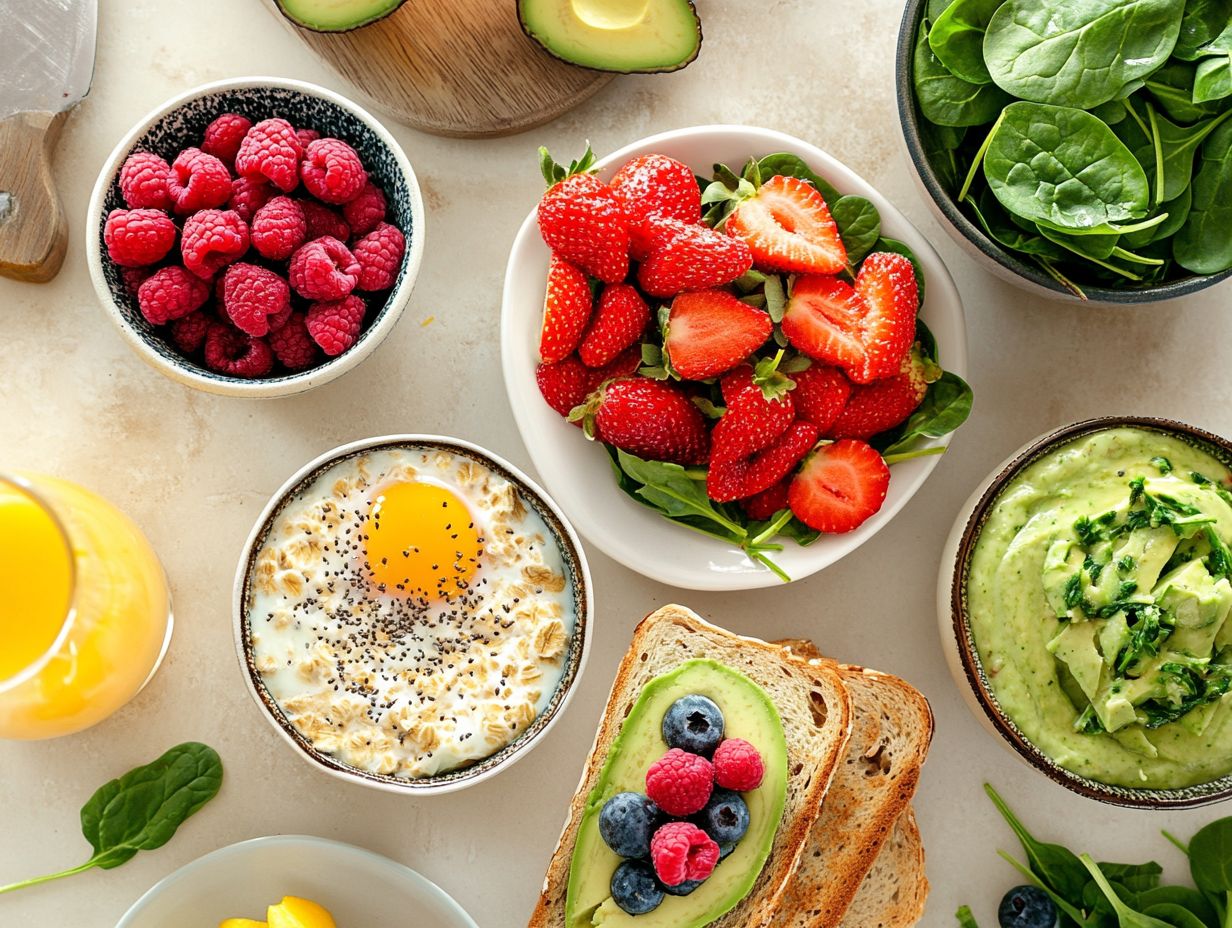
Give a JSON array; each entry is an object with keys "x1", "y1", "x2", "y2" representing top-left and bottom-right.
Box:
[
  {"x1": 537, "y1": 147, "x2": 630, "y2": 283},
  {"x1": 664, "y1": 290, "x2": 772, "y2": 381},
  {"x1": 539, "y1": 254, "x2": 593, "y2": 363},
  {"x1": 638, "y1": 220, "x2": 753, "y2": 298},
  {"x1": 788, "y1": 439, "x2": 890, "y2": 534},
  {"x1": 725, "y1": 175, "x2": 847, "y2": 274},
  {"x1": 829, "y1": 346, "x2": 939, "y2": 439},
  {"x1": 610, "y1": 154, "x2": 702, "y2": 260},
  {"x1": 578, "y1": 283, "x2": 650, "y2": 368},
  {"x1": 789, "y1": 365, "x2": 852, "y2": 432},
  {"x1": 781, "y1": 252, "x2": 917, "y2": 384},
  {"x1": 708, "y1": 420, "x2": 820, "y2": 502},
  {"x1": 709, "y1": 363, "x2": 795, "y2": 464}
]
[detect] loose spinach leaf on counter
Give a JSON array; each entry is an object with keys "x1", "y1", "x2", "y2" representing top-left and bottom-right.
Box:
[
  {"x1": 982, "y1": 0, "x2": 1186, "y2": 109},
  {"x1": 0, "y1": 743, "x2": 223, "y2": 895},
  {"x1": 985, "y1": 784, "x2": 1090, "y2": 902}
]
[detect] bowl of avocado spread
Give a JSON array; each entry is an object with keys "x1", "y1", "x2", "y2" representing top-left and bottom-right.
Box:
[{"x1": 943, "y1": 418, "x2": 1232, "y2": 807}]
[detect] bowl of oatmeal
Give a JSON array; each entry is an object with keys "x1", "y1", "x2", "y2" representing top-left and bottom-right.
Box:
[{"x1": 233, "y1": 435, "x2": 593, "y2": 794}]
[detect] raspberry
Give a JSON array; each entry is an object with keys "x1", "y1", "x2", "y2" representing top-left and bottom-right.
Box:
[
  {"x1": 300, "y1": 138, "x2": 367, "y2": 205},
  {"x1": 167, "y1": 147, "x2": 232, "y2": 214},
  {"x1": 201, "y1": 113, "x2": 252, "y2": 168},
  {"x1": 299, "y1": 200, "x2": 350, "y2": 242},
  {"x1": 649, "y1": 822, "x2": 720, "y2": 888},
  {"x1": 137, "y1": 266, "x2": 210, "y2": 324},
  {"x1": 289, "y1": 236, "x2": 359, "y2": 300},
  {"x1": 181, "y1": 209, "x2": 249, "y2": 279},
  {"x1": 235, "y1": 118, "x2": 302, "y2": 192},
  {"x1": 119, "y1": 152, "x2": 173, "y2": 209},
  {"x1": 296, "y1": 127, "x2": 320, "y2": 149},
  {"x1": 220, "y1": 263, "x2": 291, "y2": 336},
  {"x1": 169, "y1": 310, "x2": 210, "y2": 353},
  {"x1": 228, "y1": 176, "x2": 274, "y2": 222},
  {"x1": 104, "y1": 208, "x2": 176, "y2": 267},
  {"x1": 352, "y1": 222, "x2": 404, "y2": 291},
  {"x1": 712, "y1": 739, "x2": 765, "y2": 791},
  {"x1": 268, "y1": 312, "x2": 319, "y2": 370},
  {"x1": 342, "y1": 181, "x2": 386, "y2": 237},
  {"x1": 204, "y1": 322, "x2": 273, "y2": 378},
  {"x1": 250, "y1": 196, "x2": 307, "y2": 261},
  {"x1": 306, "y1": 294, "x2": 366, "y2": 356},
  {"x1": 121, "y1": 266, "x2": 154, "y2": 294},
  {"x1": 645, "y1": 748, "x2": 714, "y2": 816}
]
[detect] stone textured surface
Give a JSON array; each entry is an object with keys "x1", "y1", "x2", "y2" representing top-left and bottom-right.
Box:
[{"x1": 1, "y1": 1, "x2": 1230, "y2": 926}]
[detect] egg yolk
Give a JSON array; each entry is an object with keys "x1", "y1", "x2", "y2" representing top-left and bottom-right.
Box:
[{"x1": 365, "y1": 481, "x2": 482, "y2": 598}]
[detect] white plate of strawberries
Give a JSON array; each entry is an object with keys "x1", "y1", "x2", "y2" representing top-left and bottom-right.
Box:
[{"x1": 501, "y1": 125, "x2": 970, "y2": 591}]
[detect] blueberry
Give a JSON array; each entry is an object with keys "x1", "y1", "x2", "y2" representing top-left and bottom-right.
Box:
[
  {"x1": 662, "y1": 878, "x2": 704, "y2": 897},
  {"x1": 611, "y1": 860, "x2": 664, "y2": 915},
  {"x1": 662, "y1": 695, "x2": 725, "y2": 756},
  {"x1": 695, "y1": 788, "x2": 749, "y2": 845},
  {"x1": 599, "y1": 792, "x2": 661, "y2": 859},
  {"x1": 718, "y1": 842, "x2": 736, "y2": 862},
  {"x1": 998, "y1": 885, "x2": 1057, "y2": 928}
]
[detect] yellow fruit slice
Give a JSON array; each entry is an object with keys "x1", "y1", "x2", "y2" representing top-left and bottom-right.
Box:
[
  {"x1": 267, "y1": 896, "x2": 337, "y2": 928},
  {"x1": 219, "y1": 920, "x2": 267, "y2": 928}
]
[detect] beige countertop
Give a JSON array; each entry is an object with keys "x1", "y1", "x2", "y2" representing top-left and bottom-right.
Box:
[{"x1": 2, "y1": 1, "x2": 1231, "y2": 926}]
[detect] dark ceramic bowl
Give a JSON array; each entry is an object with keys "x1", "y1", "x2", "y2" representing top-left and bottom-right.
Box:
[
  {"x1": 941, "y1": 417, "x2": 1232, "y2": 808},
  {"x1": 894, "y1": 1, "x2": 1232, "y2": 307},
  {"x1": 232, "y1": 435, "x2": 593, "y2": 795},
  {"x1": 86, "y1": 77, "x2": 424, "y2": 397}
]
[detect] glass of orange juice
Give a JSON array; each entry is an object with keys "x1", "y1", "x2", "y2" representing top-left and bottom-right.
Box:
[{"x1": 0, "y1": 473, "x2": 171, "y2": 739}]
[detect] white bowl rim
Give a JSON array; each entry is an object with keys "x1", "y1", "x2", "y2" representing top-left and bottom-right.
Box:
[
  {"x1": 113, "y1": 834, "x2": 479, "y2": 928},
  {"x1": 231, "y1": 433, "x2": 594, "y2": 795},
  {"x1": 500, "y1": 124, "x2": 970, "y2": 591},
  {"x1": 85, "y1": 75, "x2": 426, "y2": 399}
]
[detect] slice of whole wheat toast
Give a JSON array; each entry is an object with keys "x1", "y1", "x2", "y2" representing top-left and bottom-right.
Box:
[
  {"x1": 840, "y1": 807, "x2": 929, "y2": 928},
  {"x1": 528, "y1": 605, "x2": 854, "y2": 928},
  {"x1": 775, "y1": 641, "x2": 933, "y2": 928}
]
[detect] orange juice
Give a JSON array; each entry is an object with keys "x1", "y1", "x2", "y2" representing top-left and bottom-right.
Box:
[{"x1": 0, "y1": 475, "x2": 171, "y2": 739}]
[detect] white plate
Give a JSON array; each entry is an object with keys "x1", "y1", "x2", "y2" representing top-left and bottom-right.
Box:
[
  {"x1": 114, "y1": 835, "x2": 478, "y2": 928},
  {"x1": 501, "y1": 125, "x2": 969, "y2": 591}
]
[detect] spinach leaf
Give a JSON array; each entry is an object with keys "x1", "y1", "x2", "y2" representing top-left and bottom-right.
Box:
[
  {"x1": 1188, "y1": 819, "x2": 1232, "y2": 896},
  {"x1": 756, "y1": 153, "x2": 842, "y2": 205},
  {"x1": 1121, "y1": 185, "x2": 1192, "y2": 249},
  {"x1": 1080, "y1": 855, "x2": 1176, "y2": 928},
  {"x1": 982, "y1": 0, "x2": 1186, "y2": 109},
  {"x1": 985, "y1": 784, "x2": 1090, "y2": 903},
  {"x1": 984, "y1": 102, "x2": 1151, "y2": 231},
  {"x1": 1194, "y1": 54, "x2": 1232, "y2": 105},
  {"x1": 1174, "y1": 118, "x2": 1232, "y2": 274},
  {"x1": 1139, "y1": 105, "x2": 1232, "y2": 204},
  {"x1": 1136, "y1": 886, "x2": 1219, "y2": 927},
  {"x1": 1141, "y1": 904, "x2": 1212, "y2": 928},
  {"x1": 968, "y1": 187, "x2": 1070, "y2": 256},
  {"x1": 1197, "y1": 19, "x2": 1232, "y2": 56},
  {"x1": 928, "y1": 0, "x2": 1004, "y2": 84},
  {"x1": 914, "y1": 17, "x2": 1011, "y2": 127},
  {"x1": 0, "y1": 743, "x2": 223, "y2": 895},
  {"x1": 921, "y1": 122, "x2": 969, "y2": 191},
  {"x1": 1099, "y1": 862, "x2": 1163, "y2": 894},
  {"x1": 929, "y1": 0, "x2": 958, "y2": 17},
  {"x1": 830, "y1": 195, "x2": 882, "y2": 264},
  {"x1": 1144, "y1": 62, "x2": 1224, "y2": 124},
  {"x1": 1175, "y1": 0, "x2": 1232, "y2": 60},
  {"x1": 881, "y1": 371, "x2": 973, "y2": 456}
]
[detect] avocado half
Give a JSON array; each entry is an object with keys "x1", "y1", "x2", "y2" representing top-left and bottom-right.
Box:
[
  {"x1": 275, "y1": 0, "x2": 407, "y2": 32},
  {"x1": 518, "y1": 0, "x2": 702, "y2": 74}
]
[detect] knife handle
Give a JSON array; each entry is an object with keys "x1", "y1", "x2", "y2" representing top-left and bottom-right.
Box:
[{"x1": 0, "y1": 110, "x2": 69, "y2": 283}]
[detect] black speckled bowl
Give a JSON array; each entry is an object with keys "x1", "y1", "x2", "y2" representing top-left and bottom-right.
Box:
[
  {"x1": 894, "y1": 1, "x2": 1232, "y2": 307},
  {"x1": 86, "y1": 77, "x2": 424, "y2": 397},
  {"x1": 941, "y1": 416, "x2": 1232, "y2": 808}
]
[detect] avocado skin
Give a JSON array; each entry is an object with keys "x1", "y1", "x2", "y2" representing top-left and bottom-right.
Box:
[
  {"x1": 276, "y1": 0, "x2": 407, "y2": 33},
  {"x1": 516, "y1": 0, "x2": 703, "y2": 75}
]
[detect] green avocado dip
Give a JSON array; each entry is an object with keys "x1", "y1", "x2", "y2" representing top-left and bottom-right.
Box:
[{"x1": 968, "y1": 427, "x2": 1232, "y2": 789}]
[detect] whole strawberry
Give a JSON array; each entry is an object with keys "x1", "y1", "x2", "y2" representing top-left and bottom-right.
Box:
[
  {"x1": 708, "y1": 419, "x2": 819, "y2": 503},
  {"x1": 539, "y1": 255, "x2": 592, "y2": 364},
  {"x1": 709, "y1": 361, "x2": 795, "y2": 464},
  {"x1": 578, "y1": 283, "x2": 649, "y2": 368},
  {"x1": 828, "y1": 346, "x2": 939, "y2": 439},
  {"x1": 790, "y1": 365, "x2": 852, "y2": 433},
  {"x1": 637, "y1": 219, "x2": 753, "y2": 298},
  {"x1": 609, "y1": 154, "x2": 701, "y2": 260},
  {"x1": 578, "y1": 378, "x2": 709, "y2": 466},
  {"x1": 536, "y1": 145, "x2": 630, "y2": 284}
]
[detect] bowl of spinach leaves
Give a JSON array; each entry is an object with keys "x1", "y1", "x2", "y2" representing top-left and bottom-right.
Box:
[{"x1": 897, "y1": 0, "x2": 1232, "y2": 304}]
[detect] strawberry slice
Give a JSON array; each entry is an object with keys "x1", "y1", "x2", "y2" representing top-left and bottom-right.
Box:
[
  {"x1": 638, "y1": 220, "x2": 753, "y2": 298},
  {"x1": 828, "y1": 346, "x2": 939, "y2": 440},
  {"x1": 579, "y1": 283, "x2": 650, "y2": 368},
  {"x1": 708, "y1": 420, "x2": 820, "y2": 502},
  {"x1": 539, "y1": 254, "x2": 593, "y2": 363},
  {"x1": 789, "y1": 365, "x2": 852, "y2": 433},
  {"x1": 664, "y1": 291, "x2": 772, "y2": 381},
  {"x1": 725, "y1": 175, "x2": 847, "y2": 275},
  {"x1": 788, "y1": 439, "x2": 890, "y2": 534},
  {"x1": 781, "y1": 252, "x2": 917, "y2": 384}
]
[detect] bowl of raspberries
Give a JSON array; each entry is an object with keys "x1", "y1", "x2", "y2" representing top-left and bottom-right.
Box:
[
  {"x1": 500, "y1": 125, "x2": 970, "y2": 591},
  {"x1": 87, "y1": 76, "x2": 424, "y2": 397}
]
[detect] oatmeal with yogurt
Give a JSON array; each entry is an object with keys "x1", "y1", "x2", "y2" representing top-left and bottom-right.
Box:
[{"x1": 246, "y1": 446, "x2": 576, "y2": 778}]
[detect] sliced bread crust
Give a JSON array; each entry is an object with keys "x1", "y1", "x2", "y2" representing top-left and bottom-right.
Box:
[
  {"x1": 528, "y1": 605, "x2": 854, "y2": 928},
  {"x1": 775, "y1": 641, "x2": 933, "y2": 928},
  {"x1": 839, "y1": 807, "x2": 929, "y2": 928}
]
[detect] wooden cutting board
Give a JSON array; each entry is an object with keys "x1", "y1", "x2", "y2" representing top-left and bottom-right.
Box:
[{"x1": 262, "y1": 0, "x2": 614, "y2": 138}]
